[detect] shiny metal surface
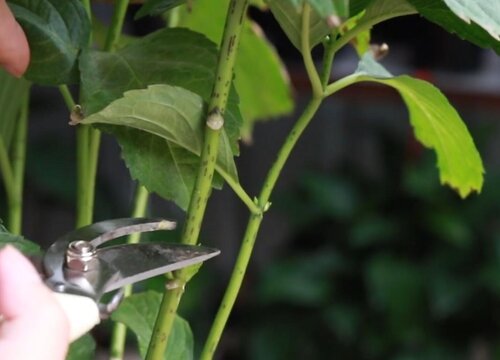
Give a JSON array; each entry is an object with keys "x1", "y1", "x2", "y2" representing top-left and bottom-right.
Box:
[{"x1": 42, "y1": 218, "x2": 219, "y2": 301}]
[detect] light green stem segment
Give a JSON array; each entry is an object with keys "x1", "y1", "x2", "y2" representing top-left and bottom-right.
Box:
[
  {"x1": 109, "y1": 185, "x2": 149, "y2": 360},
  {"x1": 200, "y1": 97, "x2": 322, "y2": 359},
  {"x1": 8, "y1": 93, "x2": 30, "y2": 234},
  {"x1": 74, "y1": 0, "x2": 129, "y2": 228},
  {"x1": 145, "y1": 1, "x2": 249, "y2": 359},
  {"x1": 0, "y1": 93, "x2": 30, "y2": 234}
]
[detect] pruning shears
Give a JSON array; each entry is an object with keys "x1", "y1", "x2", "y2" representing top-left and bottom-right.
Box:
[{"x1": 37, "y1": 218, "x2": 219, "y2": 341}]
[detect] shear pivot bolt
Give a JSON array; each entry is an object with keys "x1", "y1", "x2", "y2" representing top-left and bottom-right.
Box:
[{"x1": 66, "y1": 240, "x2": 97, "y2": 272}]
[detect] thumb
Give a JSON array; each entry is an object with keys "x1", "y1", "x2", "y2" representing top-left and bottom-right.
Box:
[
  {"x1": 0, "y1": 0, "x2": 30, "y2": 77},
  {"x1": 0, "y1": 246, "x2": 70, "y2": 360}
]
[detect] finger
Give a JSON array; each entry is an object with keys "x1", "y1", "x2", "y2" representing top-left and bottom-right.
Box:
[
  {"x1": 0, "y1": 246, "x2": 69, "y2": 360},
  {"x1": 0, "y1": 0, "x2": 30, "y2": 77}
]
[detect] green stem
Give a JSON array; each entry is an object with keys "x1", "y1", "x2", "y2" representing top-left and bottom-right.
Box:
[
  {"x1": 74, "y1": 0, "x2": 129, "y2": 228},
  {"x1": 58, "y1": 85, "x2": 76, "y2": 109},
  {"x1": 301, "y1": 3, "x2": 323, "y2": 98},
  {"x1": 200, "y1": 97, "x2": 322, "y2": 359},
  {"x1": 320, "y1": 33, "x2": 337, "y2": 89},
  {"x1": 216, "y1": 165, "x2": 260, "y2": 215},
  {"x1": 104, "y1": 0, "x2": 130, "y2": 51},
  {"x1": 8, "y1": 93, "x2": 30, "y2": 235},
  {"x1": 76, "y1": 125, "x2": 91, "y2": 227},
  {"x1": 0, "y1": 138, "x2": 15, "y2": 217},
  {"x1": 324, "y1": 73, "x2": 360, "y2": 98},
  {"x1": 145, "y1": 1, "x2": 249, "y2": 359},
  {"x1": 109, "y1": 185, "x2": 149, "y2": 360}
]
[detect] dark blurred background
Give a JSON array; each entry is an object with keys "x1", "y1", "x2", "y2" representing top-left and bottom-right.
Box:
[{"x1": 3, "y1": 4, "x2": 500, "y2": 360}]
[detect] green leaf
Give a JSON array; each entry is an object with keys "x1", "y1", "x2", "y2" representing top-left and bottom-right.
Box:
[
  {"x1": 79, "y1": 28, "x2": 242, "y2": 209},
  {"x1": 356, "y1": 0, "x2": 416, "y2": 30},
  {"x1": 178, "y1": 0, "x2": 293, "y2": 137},
  {"x1": 408, "y1": 0, "x2": 500, "y2": 54},
  {"x1": 442, "y1": 0, "x2": 500, "y2": 41},
  {"x1": 349, "y1": 0, "x2": 374, "y2": 15},
  {"x1": 111, "y1": 291, "x2": 194, "y2": 360},
  {"x1": 0, "y1": 70, "x2": 30, "y2": 149},
  {"x1": 66, "y1": 334, "x2": 96, "y2": 360},
  {"x1": 266, "y1": 0, "x2": 330, "y2": 50},
  {"x1": 350, "y1": 54, "x2": 484, "y2": 197},
  {"x1": 79, "y1": 28, "x2": 241, "y2": 153},
  {"x1": 82, "y1": 85, "x2": 236, "y2": 210},
  {"x1": 0, "y1": 223, "x2": 40, "y2": 256},
  {"x1": 135, "y1": 0, "x2": 186, "y2": 20},
  {"x1": 7, "y1": 0, "x2": 90, "y2": 85}
]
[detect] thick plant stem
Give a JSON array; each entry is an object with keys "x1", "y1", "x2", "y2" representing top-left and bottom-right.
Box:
[
  {"x1": 301, "y1": 4, "x2": 323, "y2": 98},
  {"x1": 200, "y1": 97, "x2": 322, "y2": 359},
  {"x1": 145, "y1": 1, "x2": 249, "y2": 359},
  {"x1": 74, "y1": 0, "x2": 129, "y2": 228},
  {"x1": 104, "y1": 0, "x2": 129, "y2": 51},
  {"x1": 8, "y1": 93, "x2": 30, "y2": 234},
  {"x1": 109, "y1": 185, "x2": 149, "y2": 360},
  {"x1": 0, "y1": 139, "x2": 15, "y2": 221}
]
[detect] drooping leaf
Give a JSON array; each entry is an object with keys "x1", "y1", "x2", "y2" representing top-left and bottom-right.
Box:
[
  {"x1": 178, "y1": 0, "x2": 293, "y2": 138},
  {"x1": 65, "y1": 334, "x2": 96, "y2": 360},
  {"x1": 442, "y1": 0, "x2": 500, "y2": 41},
  {"x1": 79, "y1": 28, "x2": 241, "y2": 153},
  {"x1": 111, "y1": 291, "x2": 194, "y2": 360},
  {"x1": 82, "y1": 85, "x2": 236, "y2": 210},
  {"x1": 7, "y1": 0, "x2": 90, "y2": 85},
  {"x1": 408, "y1": 0, "x2": 500, "y2": 54},
  {"x1": 349, "y1": 0, "x2": 374, "y2": 15},
  {"x1": 0, "y1": 223, "x2": 40, "y2": 256},
  {"x1": 0, "y1": 70, "x2": 30, "y2": 149},
  {"x1": 266, "y1": 0, "x2": 330, "y2": 50},
  {"x1": 355, "y1": 0, "x2": 416, "y2": 31},
  {"x1": 348, "y1": 54, "x2": 484, "y2": 197},
  {"x1": 135, "y1": 0, "x2": 186, "y2": 19}
]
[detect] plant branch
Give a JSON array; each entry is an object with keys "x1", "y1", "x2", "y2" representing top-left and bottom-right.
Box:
[
  {"x1": 324, "y1": 73, "x2": 360, "y2": 98},
  {"x1": 0, "y1": 138, "x2": 15, "y2": 214},
  {"x1": 216, "y1": 165, "x2": 261, "y2": 215},
  {"x1": 8, "y1": 93, "x2": 30, "y2": 234},
  {"x1": 320, "y1": 32, "x2": 338, "y2": 89},
  {"x1": 145, "y1": 0, "x2": 249, "y2": 359},
  {"x1": 200, "y1": 96, "x2": 322, "y2": 359},
  {"x1": 301, "y1": 3, "x2": 323, "y2": 98},
  {"x1": 110, "y1": 185, "x2": 149, "y2": 360},
  {"x1": 104, "y1": 0, "x2": 129, "y2": 51}
]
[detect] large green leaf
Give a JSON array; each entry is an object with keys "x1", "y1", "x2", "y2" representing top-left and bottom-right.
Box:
[
  {"x1": 79, "y1": 28, "x2": 241, "y2": 153},
  {"x1": 79, "y1": 28, "x2": 242, "y2": 209},
  {"x1": 348, "y1": 54, "x2": 484, "y2": 197},
  {"x1": 7, "y1": 0, "x2": 90, "y2": 85},
  {"x1": 356, "y1": 0, "x2": 416, "y2": 30},
  {"x1": 267, "y1": 0, "x2": 330, "y2": 50},
  {"x1": 0, "y1": 70, "x2": 30, "y2": 149},
  {"x1": 178, "y1": 0, "x2": 293, "y2": 137},
  {"x1": 111, "y1": 291, "x2": 194, "y2": 360},
  {"x1": 65, "y1": 334, "x2": 96, "y2": 360},
  {"x1": 0, "y1": 222, "x2": 40, "y2": 256},
  {"x1": 81, "y1": 85, "x2": 236, "y2": 210},
  {"x1": 135, "y1": 0, "x2": 186, "y2": 19},
  {"x1": 442, "y1": 0, "x2": 500, "y2": 41},
  {"x1": 112, "y1": 128, "x2": 223, "y2": 211},
  {"x1": 408, "y1": 0, "x2": 500, "y2": 54}
]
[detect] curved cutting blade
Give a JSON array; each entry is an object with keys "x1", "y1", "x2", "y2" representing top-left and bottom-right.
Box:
[{"x1": 96, "y1": 243, "x2": 220, "y2": 295}]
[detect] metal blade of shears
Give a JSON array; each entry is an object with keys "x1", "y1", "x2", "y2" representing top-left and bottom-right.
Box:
[{"x1": 97, "y1": 243, "x2": 219, "y2": 293}]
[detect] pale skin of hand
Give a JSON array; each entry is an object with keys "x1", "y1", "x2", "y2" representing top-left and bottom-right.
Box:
[
  {"x1": 0, "y1": 246, "x2": 70, "y2": 359},
  {"x1": 0, "y1": 0, "x2": 30, "y2": 76}
]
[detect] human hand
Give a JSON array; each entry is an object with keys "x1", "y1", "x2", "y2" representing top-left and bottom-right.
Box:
[
  {"x1": 0, "y1": 246, "x2": 70, "y2": 360},
  {"x1": 0, "y1": 0, "x2": 30, "y2": 77}
]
